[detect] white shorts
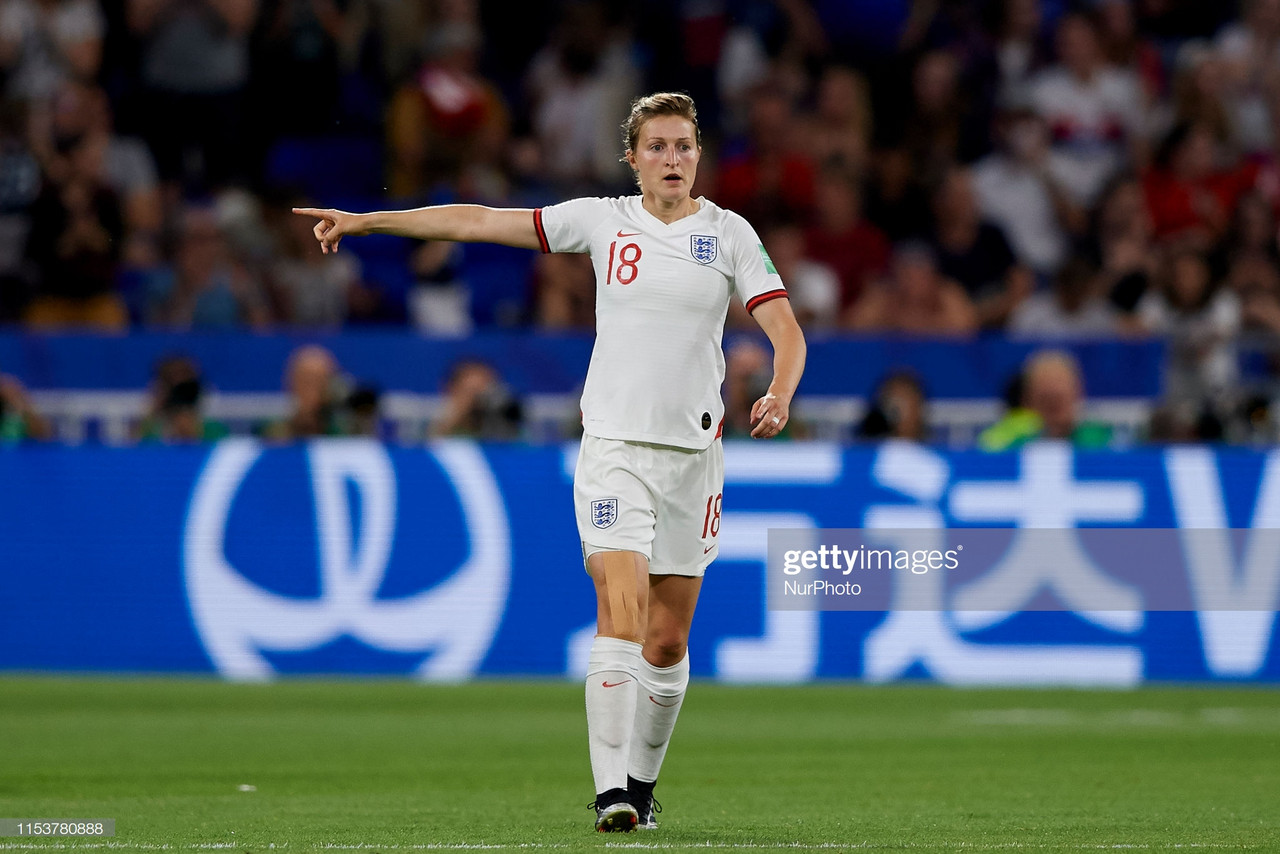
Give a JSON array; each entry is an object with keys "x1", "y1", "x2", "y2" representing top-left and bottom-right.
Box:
[{"x1": 574, "y1": 434, "x2": 725, "y2": 577}]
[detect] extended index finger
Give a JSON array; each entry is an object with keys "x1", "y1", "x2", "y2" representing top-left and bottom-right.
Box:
[{"x1": 291, "y1": 207, "x2": 328, "y2": 219}]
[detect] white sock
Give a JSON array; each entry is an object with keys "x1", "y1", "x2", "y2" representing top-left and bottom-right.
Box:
[
  {"x1": 585, "y1": 636, "x2": 643, "y2": 796},
  {"x1": 628, "y1": 652, "x2": 689, "y2": 784}
]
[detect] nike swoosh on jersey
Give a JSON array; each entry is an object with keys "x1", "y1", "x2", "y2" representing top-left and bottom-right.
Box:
[
  {"x1": 704, "y1": 545, "x2": 715, "y2": 554},
  {"x1": 602, "y1": 679, "x2": 632, "y2": 688},
  {"x1": 649, "y1": 695, "x2": 680, "y2": 707},
  {"x1": 616, "y1": 230, "x2": 641, "y2": 237}
]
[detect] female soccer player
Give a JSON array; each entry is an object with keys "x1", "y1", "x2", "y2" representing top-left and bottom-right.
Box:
[{"x1": 294, "y1": 92, "x2": 806, "y2": 833}]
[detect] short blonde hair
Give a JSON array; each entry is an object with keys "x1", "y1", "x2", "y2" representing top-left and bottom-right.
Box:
[{"x1": 620, "y1": 92, "x2": 701, "y2": 156}]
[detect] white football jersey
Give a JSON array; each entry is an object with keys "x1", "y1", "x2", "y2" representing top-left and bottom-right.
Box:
[{"x1": 535, "y1": 195, "x2": 787, "y2": 450}]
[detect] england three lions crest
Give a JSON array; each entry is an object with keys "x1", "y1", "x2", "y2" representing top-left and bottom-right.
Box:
[
  {"x1": 691, "y1": 235, "x2": 718, "y2": 264},
  {"x1": 591, "y1": 498, "x2": 618, "y2": 529}
]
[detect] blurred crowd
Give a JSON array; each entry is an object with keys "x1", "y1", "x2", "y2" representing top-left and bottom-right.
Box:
[
  {"x1": 4, "y1": 0, "x2": 1280, "y2": 444},
  {"x1": 0, "y1": 343, "x2": 526, "y2": 442}
]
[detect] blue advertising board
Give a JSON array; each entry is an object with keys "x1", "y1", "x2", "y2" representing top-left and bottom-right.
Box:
[
  {"x1": 2, "y1": 441, "x2": 1278, "y2": 683},
  {"x1": 0, "y1": 331, "x2": 1164, "y2": 398}
]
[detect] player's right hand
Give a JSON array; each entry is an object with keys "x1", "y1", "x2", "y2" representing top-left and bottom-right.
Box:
[{"x1": 292, "y1": 207, "x2": 363, "y2": 254}]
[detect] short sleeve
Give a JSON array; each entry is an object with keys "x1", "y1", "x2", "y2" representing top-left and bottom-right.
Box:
[
  {"x1": 533, "y1": 197, "x2": 609, "y2": 254},
  {"x1": 725, "y1": 212, "x2": 788, "y2": 313}
]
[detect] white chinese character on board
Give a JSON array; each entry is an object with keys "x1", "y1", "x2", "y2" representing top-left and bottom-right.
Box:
[
  {"x1": 948, "y1": 442, "x2": 1145, "y2": 632},
  {"x1": 862, "y1": 442, "x2": 1143, "y2": 686}
]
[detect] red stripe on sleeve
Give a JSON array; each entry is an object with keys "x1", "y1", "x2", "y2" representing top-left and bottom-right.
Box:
[
  {"x1": 533, "y1": 208, "x2": 550, "y2": 254},
  {"x1": 745, "y1": 289, "x2": 789, "y2": 314}
]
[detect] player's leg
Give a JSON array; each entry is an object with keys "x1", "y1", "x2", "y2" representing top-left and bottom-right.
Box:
[
  {"x1": 590, "y1": 548, "x2": 649, "y2": 643},
  {"x1": 627, "y1": 439, "x2": 721, "y2": 828},
  {"x1": 585, "y1": 549, "x2": 649, "y2": 831},
  {"x1": 575, "y1": 436, "x2": 658, "y2": 832},
  {"x1": 629, "y1": 574, "x2": 700, "y2": 828},
  {"x1": 583, "y1": 548, "x2": 649, "y2": 830}
]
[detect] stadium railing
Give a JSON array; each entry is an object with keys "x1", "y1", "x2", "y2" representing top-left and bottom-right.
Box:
[{"x1": 27, "y1": 389, "x2": 1154, "y2": 447}]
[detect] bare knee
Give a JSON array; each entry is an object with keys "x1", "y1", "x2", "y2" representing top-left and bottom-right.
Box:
[{"x1": 644, "y1": 632, "x2": 688, "y2": 668}]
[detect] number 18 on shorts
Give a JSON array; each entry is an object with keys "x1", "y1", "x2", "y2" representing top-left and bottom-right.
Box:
[{"x1": 574, "y1": 435, "x2": 724, "y2": 578}]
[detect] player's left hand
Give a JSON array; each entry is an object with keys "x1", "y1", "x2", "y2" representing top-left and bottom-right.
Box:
[{"x1": 749, "y1": 392, "x2": 790, "y2": 439}]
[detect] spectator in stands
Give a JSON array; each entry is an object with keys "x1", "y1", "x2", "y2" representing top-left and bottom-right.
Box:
[
  {"x1": 267, "y1": 197, "x2": 366, "y2": 328},
  {"x1": 855, "y1": 369, "x2": 929, "y2": 442},
  {"x1": 128, "y1": 0, "x2": 258, "y2": 191},
  {"x1": 845, "y1": 240, "x2": 978, "y2": 336},
  {"x1": 1223, "y1": 189, "x2": 1280, "y2": 264},
  {"x1": 430, "y1": 358, "x2": 522, "y2": 440},
  {"x1": 972, "y1": 101, "x2": 1081, "y2": 278},
  {"x1": 1095, "y1": 0, "x2": 1165, "y2": 103},
  {"x1": 524, "y1": 0, "x2": 639, "y2": 193},
  {"x1": 715, "y1": 11, "x2": 771, "y2": 136},
  {"x1": 532, "y1": 252, "x2": 595, "y2": 331},
  {"x1": 714, "y1": 84, "x2": 816, "y2": 228},
  {"x1": 799, "y1": 65, "x2": 873, "y2": 177},
  {"x1": 1008, "y1": 257, "x2": 1120, "y2": 338},
  {"x1": 133, "y1": 354, "x2": 228, "y2": 442},
  {"x1": 863, "y1": 146, "x2": 932, "y2": 243},
  {"x1": 0, "y1": 370, "x2": 51, "y2": 441},
  {"x1": 260, "y1": 343, "x2": 345, "y2": 439},
  {"x1": 1138, "y1": 247, "x2": 1241, "y2": 406},
  {"x1": 1090, "y1": 176, "x2": 1158, "y2": 324},
  {"x1": 898, "y1": 0, "x2": 993, "y2": 63},
  {"x1": 1213, "y1": 0, "x2": 1280, "y2": 156},
  {"x1": 28, "y1": 80, "x2": 162, "y2": 270},
  {"x1": 1143, "y1": 121, "x2": 1258, "y2": 246},
  {"x1": 385, "y1": 17, "x2": 510, "y2": 197},
  {"x1": 21, "y1": 131, "x2": 127, "y2": 331},
  {"x1": 144, "y1": 205, "x2": 268, "y2": 330},
  {"x1": 1146, "y1": 398, "x2": 1228, "y2": 443},
  {"x1": 344, "y1": 382, "x2": 381, "y2": 438},
  {"x1": 1230, "y1": 394, "x2": 1277, "y2": 444},
  {"x1": 715, "y1": 0, "x2": 824, "y2": 135},
  {"x1": 804, "y1": 166, "x2": 890, "y2": 314},
  {"x1": 721, "y1": 338, "x2": 804, "y2": 439},
  {"x1": 361, "y1": 0, "x2": 432, "y2": 86},
  {"x1": 248, "y1": 0, "x2": 369, "y2": 139},
  {"x1": 0, "y1": 0, "x2": 104, "y2": 103},
  {"x1": 720, "y1": 338, "x2": 771, "y2": 439},
  {"x1": 978, "y1": 349, "x2": 1114, "y2": 450},
  {"x1": 1150, "y1": 41, "x2": 1233, "y2": 146},
  {"x1": 1229, "y1": 249, "x2": 1280, "y2": 334},
  {"x1": 758, "y1": 220, "x2": 838, "y2": 330},
  {"x1": 989, "y1": 0, "x2": 1053, "y2": 104},
  {"x1": 0, "y1": 99, "x2": 41, "y2": 322},
  {"x1": 405, "y1": 238, "x2": 471, "y2": 335},
  {"x1": 1028, "y1": 11, "x2": 1145, "y2": 206},
  {"x1": 886, "y1": 49, "x2": 976, "y2": 190},
  {"x1": 926, "y1": 166, "x2": 1034, "y2": 329}
]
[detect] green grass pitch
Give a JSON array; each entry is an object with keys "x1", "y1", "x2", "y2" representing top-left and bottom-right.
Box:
[{"x1": 1, "y1": 678, "x2": 1277, "y2": 852}]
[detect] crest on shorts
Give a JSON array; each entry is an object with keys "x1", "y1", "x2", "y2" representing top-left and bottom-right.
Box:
[
  {"x1": 591, "y1": 498, "x2": 618, "y2": 529},
  {"x1": 691, "y1": 234, "x2": 718, "y2": 264}
]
